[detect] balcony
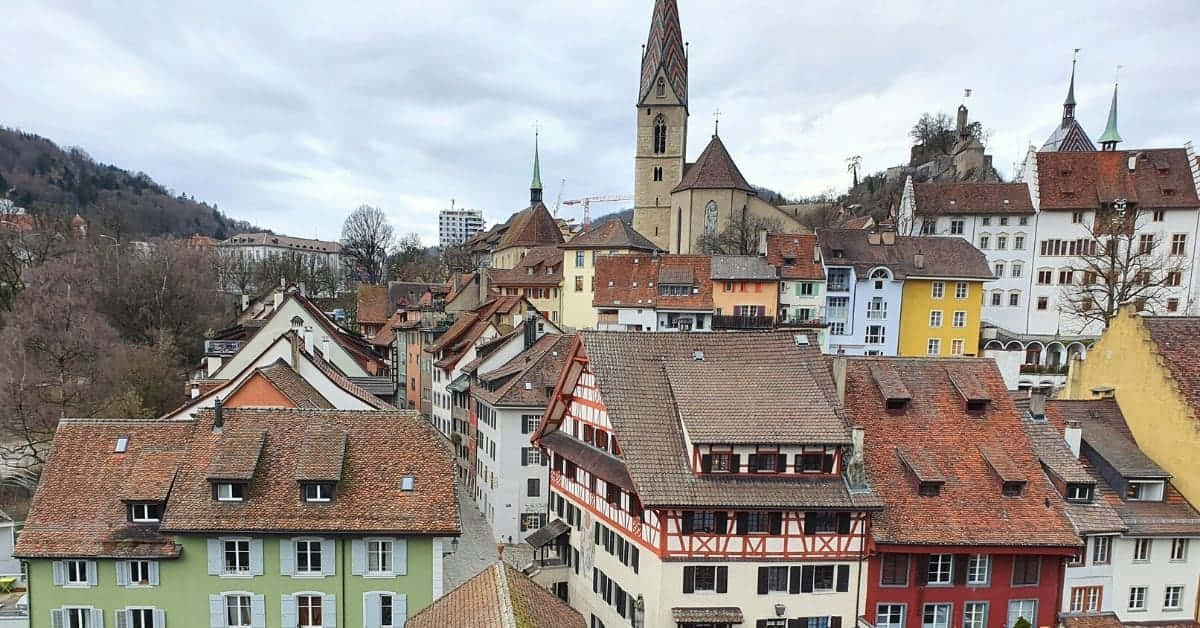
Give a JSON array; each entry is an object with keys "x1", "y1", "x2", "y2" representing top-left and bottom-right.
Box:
[{"x1": 713, "y1": 315, "x2": 774, "y2": 330}]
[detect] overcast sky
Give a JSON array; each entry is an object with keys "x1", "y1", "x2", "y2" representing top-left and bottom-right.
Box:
[{"x1": 3, "y1": 1, "x2": 1198, "y2": 244}]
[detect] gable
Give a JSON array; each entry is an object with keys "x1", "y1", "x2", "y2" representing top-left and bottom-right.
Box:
[
  {"x1": 224, "y1": 372, "x2": 298, "y2": 408},
  {"x1": 214, "y1": 298, "x2": 372, "y2": 379}
]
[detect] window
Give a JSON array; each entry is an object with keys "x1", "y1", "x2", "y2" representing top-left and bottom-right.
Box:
[
  {"x1": 926, "y1": 339, "x2": 941, "y2": 356},
  {"x1": 575, "y1": 251, "x2": 585, "y2": 267},
  {"x1": 61, "y1": 608, "x2": 93, "y2": 628},
  {"x1": 932, "y1": 282, "x2": 945, "y2": 299},
  {"x1": 1020, "y1": 216, "x2": 1029, "y2": 226},
  {"x1": 997, "y1": 235, "x2": 1008, "y2": 250},
  {"x1": 877, "y1": 604, "x2": 905, "y2": 628},
  {"x1": 1066, "y1": 484, "x2": 1092, "y2": 502},
  {"x1": 921, "y1": 220, "x2": 936, "y2": 235},
  {"x1": 368, "y1": 539, "x2": 393, "y2": 575},
  {"x1": 1127, "y1": 481, "x2": 1165, "y2": 501},
  {"x1": 303, "y1": 484, "x2": 333, "y2": 503},
  {"x1": 919, "y1": 481, "x2": 941, "y2": 496},
  {"x1": 950, "y1": 220, "x2": 964, "y2": 235},
  {"x1": 65, "y1": 560, "x2": 89, "y2": 585},
  {"x1": 951, "y1": 339, "x2": 965, "y2": 355},
  {"x1": 1037, "y1": 296, "x2": 1048, "y2": 310},
  {"x1": 653, "y1": 115, "x2": 667, "y2": 154},
  {"x1": 224, "y1": 540, "x2": 251, "y2": 574},
  {"x1": 1139, "y1": 234, "x2": 1155, "y2": 254},
  {"x1": 1037, "y1": 270, "x2": 1052, "y2": 285},
  {"x1": 1072, "y1": 211, "x2": 1084, "y2": 224},
  {"x1": 527, "y1": 478, "x2": 540, "y2": 497},
  {"x1": 1167, "y1": 271, "x2": 1182, "y2": 286},
  {"x1": 927, "y1": 554, "x2": 952, "y2": 584},
  {"x1": 800, "y1": 282, "x2": 815, "y2": 296},
  {"x1": 829, "y1": 322, "x2": 846, "y2": 335},
  {"x1": 993, "y1": 262, "x2": 1004, "y2": 277},
  {"x1": 1070, "y1": 586, "x2": 1102, "y2": 612},
  {"x1": 1011, "y1": 263, "x2": 1022, "y2": 278},
  {"x1": 746, "y1": 512, "x2": 770, "y2": 534},
  {"x1": 226, "y1": 595, "x2": 252, "y2": 627},
  {"x1": 1014, "y1": 235, "x2": 1026, "y2": 249},
  {"x1": 297, "y1": 594, "x2": 323, "y2": 627},
  {"x1": 991, "y1": 292, "x2": 1002, "y2": 306},
  {"x1": 922, "y1": 603, "x2": 951, "y2": 628},
  {"x1": 1092, "y1": 536, "x2": 1112, "y2": 564},
  {"x1": 1171, "y1": 538, "x2": 1188, "y2": 561},
  {"x1": 966, "y1": 554, "x2": 989, "y2": 585},
  {"x1": 1164, "y1": 585, "x2": 1184, "y2": 610},
  {"x1": 296, "y1": 539, "x2": 323, "y2": 574},
  {"x1": 710, "y1": 452, "x2": 732, "y2": 472},
  {"x1": 130, "y1": 503, "x2": 161, "y2": 522},
  {"x1": 881, "y1": 554, "x2": 909, "y2": 585},
  {"x1": 982, "y1": 217, "x2": 992, "y2": 226},
  {"x1": 955, "y1": 282, "x2": 968, "y2": 299},
  {"x1": 653, "y1": 166, "x2": 663, "y2": 181},
  {"x1": 1172, "y1": 234, "x2": 1188, "y2": 255},
  {"x1": 952, "y1": 311, "x2": 966, "y2": 328},
  {"x1": 929, "y1": 311, "x2": 943, "y2": 328},
  {"x1": 1007, "y1": 600, "x2": 1036, "y2": 628},
  {"x1": 1009, "y1": 292, "x2": 1020, "y2": 307},
  {"x1": 866, "y1": 325, "x2": 886, "y2": 345},
  {"x1": 689, "y1": 565, "x2": 718, "y2": 592},
  {"x1": 1011, "y1": 556, "x2": 1040, "y2": 585},
  {"x1": 126, "y1": 608, "x2": 157, "y2": 628},
  {"x1": 1128, "y1": 586, "x2": 1147, "y2": 611},
  {"x1": 827, "y1": 297, "x2": 849, "y2": 320},
  {"x1": 1133, "y1": 538, "x2": 1152, "y2": 562},
  {"x1": 979, "y1": 235, "x2": 990, "y2": 249},
  {"x1": 764, "y1": 565, "x2": 789, "y2": 592},
  {"x1": 129, "y1": 560, "x2": 152, "y2": 585},
  {"x1": 1153, "y1": 209, "x2": 1165, "y2": 221},
  {"x1": 963, "y1": 603, "x2": 987, "y2": 628},
  {"x1": 868, "y1": 297, "x2": 888, "y2": 319},
  {"x1": 216, "y1": 483, "x2": 246, "y2": 502},
  {"x1": 806, "y1": 511, "x2": 838, "y2": 533}
]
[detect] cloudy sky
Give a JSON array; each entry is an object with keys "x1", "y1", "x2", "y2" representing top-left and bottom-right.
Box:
[{"x1": 3, "y1": 1, "x2": 1198, "y2": 244}]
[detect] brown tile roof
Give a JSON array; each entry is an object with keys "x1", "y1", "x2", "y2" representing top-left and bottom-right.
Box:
[
  {"x1": 895, "y1": 446, "x2": 946, "y2": 483},
  {"x1": 205, "y1": 430, "x2": 266, "y2": 481},
  {"x1": 913, "y1": 182, "x2": 1034, "y2": 215},
  {"x1": 818, "y1": 229, "x2": 994, "y2": 280},
  {"x1": 257, "y1": 361, "x2": 333, "y2": 408},
  {"x1": 868, "y1": 363, "x2": 911, "y2": 401},
  {"x1": 408, "y1": 562, "x2": 585, "y2": 628},
  {"x1": 474, "y1": 334, "x2": 574, "y2": 407},
  {"x1": 498, "y1": 203, "x2": 565, "y2": 250},
  {"x1": 356, "y1": 285, "x2": 390, "y2": 325},
  {"x1": 709, "y1": 255, "x2": 776, "y2": 280},
  {"x1": 947, "y1": 366, "x2": 991, "y2": 403},
  {"x1": 842, "y1": 215, "x2": 874, "y2": 230},
  {"x1": 368, "y1": 309, "x2": 406, "y2": 348},
  {"x1": 766, "y1": 233, "x2": 825, "y2": 280},
  {"x1": 673, "y1": 135, "x2": 753, "y2": 193},
  {"x1": 845, "y1": 357, "x2": 1080, "y2": 547},
  {"x1": 1036, "y1": 149, "x2": 1200, "y2": 210},
  {"x1": 593, "y1": 254, "x2": 713, "y2": 310},
  {"x1": 294, "y1": 425, "x2": 348, "y2": 482},
  {"x1": 163, "y1": 408, "x2": 459, "y2": 535},
  {"x1": 15, "y1": 419, "x2": 192, "y2": 558},
  {"x1": 563, "y1": 220, "x2": 660, "y2": 251},
  {"x1": 1141, "y1": 316, "x2": 1200, "y2": 420},
  {"x1": 488, "y1": 246, "x2": 564, "y2": 287},
  {"x1": 1060, "y1": 614, "x2": 1123, "y2": 628},
  {"x1": 542, "y1": 331, "x2": 883, "y2": 509}
]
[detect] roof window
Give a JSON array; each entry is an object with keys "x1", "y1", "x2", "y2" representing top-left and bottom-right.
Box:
[
  {"x1": 1001, "y1": 481, "x2": 1026, "y2": 497},
  {"x1": 115, "y1": 436, "x2": 129, "y2": 453},
  {"x1": 1126, "y1": 480, "x2": 1165, "y2": 502},
  {"x1": 214, "y1": 482, "x2": 246, "y2": 502},
  {"x1": 918, "y1": 481, "x2": 941, "y2": 497},
  {"x1": 401, "y1": 476, "x2": 415, "y2": 491},
  {"x1": 1066, "y1": 483, "x2": 1093, "y2": 503},
  {"x1": 302, "y1": 483, "x2": 334, "y2": 503}
]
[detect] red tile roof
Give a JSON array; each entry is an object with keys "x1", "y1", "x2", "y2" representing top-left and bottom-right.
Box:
[
  {"x1": 673, "y1": 134, "x2": 753, "y2": 193},
  {"x1": 488, "y1": 246, "x2": 564, "y2": 287},
  {"x1": 255, "y1": 360, "x2": 334, "y2": 408},
  {"x1": 913, "y1": 182, "x2": 1034, "y2": 215},
  {"x1": 356, "y1": 285, "x2": 390, "y2": 325},
  {"x1": 498, "y1": 203, "x2": 564, "y2": 250},
  {"x1": 409, "y1": 561, "x2": 585, "y2": 628},
  {"x1": 766, "y1": 233, "x2": 824, "y2": 280},
  {"x1": 593, "y1": 254, "x2": 712, "y2": 310},
  {"x1": 819, "y1": 229, "x2": 993, "y2": 280},
  {"x1": 562, "y1": 220, "x2": 660, "y2": 251},
  {"x1": 1141, "y1": 316, "x2": 1200, "y2": 420},
  {"x1": 1036, "y1": 149, "x2": 1200, "y2": 210},
  {"x1": 844, "y1": 357, "x2": 1080, "y2": 547},
  {"x1": 474, "y1": 334, "x2": 574, "y2": 407}
]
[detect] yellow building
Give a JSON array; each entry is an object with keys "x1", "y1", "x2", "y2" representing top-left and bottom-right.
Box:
[
  {"x1": 1063, "y1": 307, "x2": 1200, "y2": 506},
  {"x1": 897, "y1": 278, "x2": 986, "y2": 357},
  {"x1": 488, "y1": 246, "x2": 564, "y2": 324},
  {"x1": 559, "y1": 220, "x2": 661, "y2": 330}
]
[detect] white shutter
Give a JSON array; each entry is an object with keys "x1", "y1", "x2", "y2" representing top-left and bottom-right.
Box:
[
  {"x1": 321, "y1": 538, "x2": 336, "y2": 576},
  {"x1": 396, "y1": 594, "x2": 408, "y2": 628},
  {"x1": 279, "y1": 539, "x2": 294, "y2": 576},
  {"x1": 280, "y1": 595, "x2": 297, "y2": 627},
  {"x1": 115, "y1": 609, "x2": 129, "y2": 628},
  {"x1": 249, "y1": 538, "x2": 264, "y2": 576},
  {"x1": 115, "y1": 561, "x2": 130, "y2": 586},
  {"x1": 250, "y1": 594, "x2": 266, "y2": 628},
  {"x1": 395, "y1": 538, "x2": 408, "y2": 576},
  {"x1": 91, "y1": 608, "x2": 104, "y2": 628},
  {"x1": 206, "y1": 539, "x2": 223, "y2": 575},
  {"x1": 50, "y1": 609, "x2": 64, "y2": 628},
  {"x1": 208, "y1": 595, "x2": 224, "y2": 628},
  {"x1": 51, "y1": 561, "x2": 65, "y2": 586},
  {"x1": 153, "y1": 609, "x2": 166, "y2": 628},
  {"x1": 363, "y1": 592, "x2": 381, "y2": 628},
  {"x1": 148, "y1": 561, "x2": 160, "y2": 586},
  {"x1": 323, "y1": 594, "x2": 336, "y2": 627},
  {"x1": 86, "y1": 560, "x2": 98, "y2": 586},
  {"x1": 351, "y1": 539, "x2": 366, "y2": 575}
]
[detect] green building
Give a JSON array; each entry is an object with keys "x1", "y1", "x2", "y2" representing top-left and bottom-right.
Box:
[{"x1": 15, "y1": 407, "x2": 460, "y2": 628}]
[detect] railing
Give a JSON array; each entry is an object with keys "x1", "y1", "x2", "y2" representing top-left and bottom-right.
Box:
[
  {"x1": 1019, "y1": 364, "x2": 1068, "y2": 375},
  {"x1": 204, "y1": 339, "x2": 243, "y2": 356},
  {"x1": 778, "y1": 317, "x2": 825, "y2": 327},
  {"x1": 826, "y1": 282, "x2": 850, "y2": 292},
  {"x1": 712, "y1": 315, "x2": 774, "y2": 330}
]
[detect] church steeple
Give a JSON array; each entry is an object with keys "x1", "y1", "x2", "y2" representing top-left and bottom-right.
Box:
[
  {"x1": 530, "y1": 130, "x2": 543, "y2": 205},
  {"x1": 1062, "y1": 50, "x2": 1079, "y2": 124},
  {"x1": 639, "y1": 0, "x2": 687, "y2": 106},
  {"x1": 1098, "y1": 78, "x2": 1122, "y2": 151}
]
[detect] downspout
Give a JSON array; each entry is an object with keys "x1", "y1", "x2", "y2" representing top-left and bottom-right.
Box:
[
  {"x1": 855, "y1": 518, "x2": 865, "y2": 628},
  {"x1": 341, "y1": 538, "x2": 347, "y2": 627}
]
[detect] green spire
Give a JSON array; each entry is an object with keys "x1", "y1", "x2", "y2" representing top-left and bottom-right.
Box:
[
  {"x1": 1098, "y1": 82, "x2": 1122, "y2": 149},
  {"x1": 531, "y1": 131, "x2": 543, "y2": 192}
]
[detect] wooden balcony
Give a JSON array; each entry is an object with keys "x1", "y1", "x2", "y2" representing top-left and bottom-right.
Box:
[{"x1": 712, "y1": 315, "x2": 775, "y2": 330}]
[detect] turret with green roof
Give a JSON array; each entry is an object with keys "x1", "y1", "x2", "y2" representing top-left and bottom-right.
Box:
[{"x1": 1098, "y1": 82, "x2": 1122, "y2": 151}]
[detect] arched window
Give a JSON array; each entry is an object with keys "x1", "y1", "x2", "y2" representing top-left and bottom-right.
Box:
[
  {"x1": 703, "y1": 201, "x2": 718, "y2": 235},
  {"x1": 653, "y1": 115, "x2": 667, "y2": 154},
  {"x1": 653, "y1": 167, "x2": 663, "y2": 182},
  {"x1": 657, "y1": 77, "x2": 665, "y2": 97},
  {"x1": 870, "y1": 268, "x2": 891, "y2": 290}
]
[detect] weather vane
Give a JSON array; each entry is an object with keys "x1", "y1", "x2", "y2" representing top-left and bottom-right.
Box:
[{"x1": 713, "y1": 107, "x2": 722, "y2": 135}]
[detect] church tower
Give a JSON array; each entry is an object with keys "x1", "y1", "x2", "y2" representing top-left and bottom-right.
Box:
[{"x1": 632, "y1": 0, "x2": 688, "y2": 252}]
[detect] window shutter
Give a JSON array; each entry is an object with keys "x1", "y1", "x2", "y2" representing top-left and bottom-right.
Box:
[
  {"x1": 836, "y1": 565, "x2": 850, "y2": 592},
  {"x1": 206, "y1": 539, "x2": 222, "y2": 575},
  {"x1": 115, "y1": 560, "x2": 130, "y2": 586},
  {"x1": 280, "y1": 595, "x2": 297, "y2": 628},
  {"x1": 682, "y1": 566, "x2": 695, "y2": 593},
  {"x1": 250, "y1": 538, "x2": 264, "y2": 576},
  {"x1": 594, "y1": 523, "x2": 601, "y2": 545},
  {"x1": 757, "y1": 567, "x2": 769, "y2": 594},
  {"x1": 803, "y1": 512, "x2": 816, "y2": 535},
  {"x1": 680, "y1": 511, "x2": 694, "y2": 534},
  {"x1": 86, "y1": 560, "x2": 98, "y2": 586},
  {"x1": 351, "y1": 539, "x2": 366, "y2": 575},
  {"x1": 789, "y1": 566, "x2": 802, "y2": 593},
  {"x1": 758, "y1": 621, "x2": 769, "y2": 628},
  {"x1": 541, "y1": 453, "x2": 548, "y2": 467},
  {"x1": 801, "y1": 565, "x2": 815, "y2": 593},
  {"x1": 701, "y1": 455, "x2": 712, "y2": 473},
  {"x1": 148, "y1": 561, "x2": 160, "y2": 586},
  {"x1": 395, "y1": 538, "x2": 408, "y2": 575},
  {"x1": 51, "y1": 561, "x2": 64, "y2": 586},
  {"x1": 91, "y1": 608, "x2": 104, "y2": 628},
  {"x1": 730, "y1": 454, "x2": 741, "y2": 472},
  {"x1": 115, "y1": 610, "x2": 129, "y2": 628},
  {"x1": 322, "y1": 538, "x2": 336, "y2": 576},
  {"x1": 208, "y1": 594, "x2": 224, "y2": 628},
  {"x1": 916, "y1": 555, "x2": 929, "y2": 586},
  {"x1": 831, "y1": 616, "x2": 843, "y2": 628},
  {"x1": 363, "y1": 592, "x2": 381, "y2": 628},
  {"x1": 736, "y1": 512, "x2": 749, "y2": 536},
  {"x1": 250, "y1": 594, "x2": 266, "y2": 628},
  {"x1": 521, "y1": 449, "x2": 528, "y2": 466},
  {"x1": 954, "y1": 555, "x2": 968, "y2": 586},
  {"x1": 323, "y1": 594, "x2": 336, "y2": 627},
  {"x1": 823, "y1": 452, "x2": 835, "y2": 473},
  {"x1": 776, "y1": 454, "x2": 787, "y2": 472},
  {"x1": 153, "y1": 610, "x2": 166, "y2": 628},
  {"x1": 716, "y1": 566, "x2": 728, "y2": 593},
  {"x1": 837, "y1": 513, "x2": 852, "y2": 535},
  {"x1": 714, "y1": 511, "x2": 728, "y2": 534},
  {"x1": 50, "y1": 609, "x2": 64, "y2": 628},
  {"x1": 769, "y1": 512, "x2": 783, "y2": 535},
  {"x1": 395, "y1": 595, "x2": 407, "y2": 624},
  {"x1": 521, "y1": 418, "x2": 530, "y2": 434},
  {"x1": 632, "y1": 547, "x2": 639, "y2": 574},
  {"x1": 788, "y1": 620, "x2": 803, "y2": 628},
  {"x1": 279, "y1": 538, "x2": 295, "y2": 576}
]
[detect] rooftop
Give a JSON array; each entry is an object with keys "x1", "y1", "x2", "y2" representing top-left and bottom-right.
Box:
[
  {"x1": 1035, "y1": 149, "x2": 1200, "y2": 210},
  {"x1": 561, "y1": 220, "x2": 660, "y2": 251},
  {"x1": 765, "y1": 233, "x2": 825, "y2": 280},
  {"x1": 912, "y1": 182, "x2": 1034, "y2": 215},
  {"x1": 673, "y1": 135, "x2": 753, "y2": 193},
  {"x1": 408, "y1": 561, "x2": 584, "y2": 628},
  {"x1": 593, "y1": 254, "x2": 712, "y2": 311},
  {"x1": 818, "y1": 228, "x2": 993, "y2": 280},
  {"x1": 709, "y1": 255, "x2": 777, "y2": 281}
]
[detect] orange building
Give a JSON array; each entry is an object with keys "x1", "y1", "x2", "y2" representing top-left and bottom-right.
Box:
[{"x1": 709, "y1": 255, "x2": 779, "y2": 329}]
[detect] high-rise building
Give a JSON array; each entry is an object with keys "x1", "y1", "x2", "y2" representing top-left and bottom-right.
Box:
[{"x1": 438, "y1": 207, "x2": 485, "y2": 248}]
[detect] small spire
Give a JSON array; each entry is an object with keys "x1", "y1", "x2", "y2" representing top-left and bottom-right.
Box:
[
  {"x1": 530, "y1": 126, "x2": 543, "y2": 205},
  {"x1": 1098, "y1": 70, "x2": 1122, "y2": 151},
  {"x1": 713, "y1": 106, "x2": 721, "y2": 137},
  {"x1": 1063, "y1": 49, "x2": 1080, "y2": 123}
]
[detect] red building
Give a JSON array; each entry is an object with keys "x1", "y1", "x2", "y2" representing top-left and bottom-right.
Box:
[{"x1": 841, "y1": 357, "x2": 1080, "y2": 628}]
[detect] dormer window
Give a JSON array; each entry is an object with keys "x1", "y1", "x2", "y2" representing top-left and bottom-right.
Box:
[
  {"x1": 885, "y1": 398, "x2": 909, "y2": 411},
  {"x1": 215, "y1": 482, "x2": 246, "y2": 502},
  {"x1": 1002, "y1": 481, "x2": 1026, "y2": 497},
  {"x1": 919, "y1": 481, "x2": 942, "y2": 497},
  {"x1": 1066, "y1": 483, "x2": 1093, "y2": 502},
  {"x1": 1126, "y1": 480, "x2": 1165, "y2": 502},
  {"x1": 800, "y1": 452, "x2": 823, "y2": 473},
  {"x1": 966, "y1": 400, "x2": 988, "y2": 413},
  {"x1": 129, "y1": 502, "x2": 162, "y2": 523},
  {"x1": 302, "y1": 483, "x2": 334, "y2": 503}
]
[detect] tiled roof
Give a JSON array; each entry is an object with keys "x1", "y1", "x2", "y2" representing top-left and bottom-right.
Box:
[
  {"x1": 639, "y1": 0, "x2": 687, "y2": 105},
  {"x1": 539, "y1": 431, "x2": 635, "y2": 491},
  {"x1": 709, "y1": 255, "x2": 776, "y2": 280},
  {"x1": 488, "y1": 246, "x2": 564, "y2": 287},
  {"x1": 163, "y1": 408, "x2": 459, "y2": 535},
  {"x1": 912, "y1": 182, "x2": 1034, "y2": 215},
  {"x1": 766, "y1": 233, "x2": 825, "y2": 280},
  {"x1": 562, "y1": 220, "x2": 660, "y2": 251},
  {"x1": 1041, "y1": 119, "x2": 1096, "y2": 152},
  {"x1": 474, "y1": 334, "x2": 574, "y2": 408},
  {"x1": 388, "y1": 281, "x2": 434, "y2": 310},
  {"x1": 14, "y1": 419, "x2": 192, "y2": 558},
  {"x1": 818, "y1": 229, "x2": 993, "y2": 280},
  {"x1": 1059, "y1": 614, "x2": 1122, "y2": 628},
  {"x1": 205, "y1": 430, "x2": 266, "y2": 481},
  {"x1": 842, "y1": 215, "x2": 874, "y2": 230},
  {"x1": 1048, "y1": 400, "x2": 1167, "y2": 478},
  {"x1": 1141, "y1": 316, "x2": 1200, "y2": 419},
  {"x1": 429, "y1": 297, "x2": 523, "y2": 369},
  {"x1": 257, "y1": 361, "x2": 333, "y2": 408},
  {"x1": 548, "y1": 331, "x2": 883, "y2": 509},
  {"x1": 497, "y1": 203, "x2": 564, "y2": 250},
  {"x1": 289, "y1": 294, "x2": 387, "y2": 375},
  {"x1": 845, "y1": 357, "x2": 1080, "y2": 547},
  {"x1": 356, "y1": 285, "x2": 390, "y2": 325},
  {"x1": 593, "y1": 254, "x2": 712, "y2": 310},
  {"x1": 219, "y1": 232, "x2": 341, "y2": 253},
  {"x1": 408, "y1": 561, "x2": 585, "y2": 628},
  {"x1": 1035, "y1": 149, "x2": 1200, "y2": 210},
  {"x1": 294, "y1": 425, "x2": 348, "y2": 482},
  {"x1": 673, "y1": 135, "x2": 753, "y2": 193}
]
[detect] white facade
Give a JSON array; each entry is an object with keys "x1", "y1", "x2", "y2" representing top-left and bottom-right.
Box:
[
  {"x1": 1065, "y1": 534, "x2": 1200, "y2": 621},
  {"x1": 825, "y1": 266, "x2": 903, "y2": 356},
  {"x1": 217, "y1": 232, "x2": 344, "y2": 294},
  {"x1": 211, "y1": 297, "x2": 371, "y2": 379},
  {"x1": 438, "y1": 208, "x2": 485, "y2": 248},
  {"x1": 430, "y1": 324, "x2": 497, "y2": 437},
  {"x1": 596, "y1": 307, "x2": 713, "y2": 332},
  {"x1": 476, "y1": 404, "x2": 548, "y2": 544},
  {"x1": 779, "y1": 279, "x2": 826, "y2": 325}
]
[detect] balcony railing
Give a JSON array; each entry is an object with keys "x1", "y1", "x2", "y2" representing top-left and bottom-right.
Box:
[
  {"x1": 827, "y1": 282, "x2": 850, "y2": 292},
  {"x1": 713, "y1": 315, "x2": 774, "y2": 330}
]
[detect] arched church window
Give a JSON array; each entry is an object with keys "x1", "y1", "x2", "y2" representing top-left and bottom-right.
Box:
[
  {"x1": 703, "y1": 201, "x2": 718, "y2": 236},
  {"x1": 657, "y1": 77, "x2": 665, "y2": 97},
  {"x1": 653, "y1": 167, "x2": 663, "y2": 182},
  {"x1": 653, "y1": 115, "x2": 667, "y2": 154}
]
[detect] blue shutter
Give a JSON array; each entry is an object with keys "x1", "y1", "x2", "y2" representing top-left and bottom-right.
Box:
[
  {"x1": 321, "y1": 538, "x2": 336, "y2": 576},
  {"x1": 208, "y1": 595, "x2": 223, "y2": 628},
  {"x1": 148, "y1": 561, "x2": 160, "y2": 586},
  {"x1": 395, "y1": 538, "x2": 407, "y2": 575},
  {"x1": 279, "y1": 539, "x2": 294, "y2": 576},
  {"x1": 323, "y1": 594, "x2": 336, "y2": 627},
  {"x1": 206, "y1": 539, "x2": 222, "y2": 575},
  {"x1": 115, "y1": 561, "x2": 130, "y2": 586},
  {"x1": 153, "y1": 610, "x2": 166, "y2": 628},
  {"x1": 396, "y1": 594, "x2": 408, "y2": 627},
  {"x1": 86, "y1": 561, "x2": 98, "y2": 586},
  {"x1": 50, "y1": 609, "x2": 63, "y2": 628},
  {"x1": 250, "y1": 538, "x2": 264, "y2": 576},
  {"x1": 250, "y1": 595, "x2": 266, "y2": 628},
  {"x1": 363, "y1": 592, "x2": 381, "y2": 628},
  {"x1": 280, "y1": 595, "x2": 297, "y2": 627},
  {"x1": 351, "y1": 539, "x2": 366, "y2": 575},
  {"x1": 90, "y1": 608, "x2": 104, "y2": 628},
  {"x1": 115, "y1": 610, "x2": 129, "y2": 628}
]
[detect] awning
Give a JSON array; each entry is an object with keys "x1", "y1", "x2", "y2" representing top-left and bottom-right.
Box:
[
  {"x1": 524, "y1": 519, "x2": 570, "y2": 549},
  {"x1": 671, "y1": 607, "x2": 744, "y2": 623},
  {"x1": 446, "y1": 374, "x2": 470, "y2": 393}
]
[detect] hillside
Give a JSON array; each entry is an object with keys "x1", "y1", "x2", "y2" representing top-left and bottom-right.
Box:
[{"x1": 0, "y1": 127, "x2": 255, "y2": 238}]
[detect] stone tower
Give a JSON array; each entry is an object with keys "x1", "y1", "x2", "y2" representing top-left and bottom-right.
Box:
[{"x1": 632, "y1": 0, "x2": 688, "y2": 252}]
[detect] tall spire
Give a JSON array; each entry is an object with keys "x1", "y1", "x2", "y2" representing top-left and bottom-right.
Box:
[
  {"x1": 1098, "y1": 72, "x2": 1122, "y2": 151},
  {"x1": 638, "y1": 0, "x2": 687, "y2": 106},
  {"x1": 1063, "y1": 49, "x2": 1079, "y2": 124},
  {"x1": 530, "y1": 129, "x2": 543, "y2": 205}
]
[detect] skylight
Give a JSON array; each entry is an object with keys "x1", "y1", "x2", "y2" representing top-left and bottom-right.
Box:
[
  {"x1": 115, "y1": 437, "x2": 129, "y2": 453},
  {"x1": 401, "y1": 476, "x2": 415, "y2": 491}
]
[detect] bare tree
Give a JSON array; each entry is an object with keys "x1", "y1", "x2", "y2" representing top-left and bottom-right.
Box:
[
  {"x1": 697, "y1": 205, "x2": 782, "y2": 255},
  {"x1": 341, "y1": 205, "x2": 394, "y2": 283},
  {"x1": 387, "y1": 233, "x2": 444, "y2": 282},
  {"x1": 1059, "y1": 207, "x2": 1189, "y2": 331},
  {"x1": 442, "y1": 244, "x2": 474, "y2": 276}
]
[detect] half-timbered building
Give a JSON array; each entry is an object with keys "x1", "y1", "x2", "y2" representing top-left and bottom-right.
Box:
[{"x1": 531, "y1": 330, "x2": 882, "y2": 628}]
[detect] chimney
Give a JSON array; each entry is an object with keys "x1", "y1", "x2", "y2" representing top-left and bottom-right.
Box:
[
  {"x1": 1064, "y1": 420, "x2": 1082, "y2": 459},
  {"x1": 298, "y1": 281, "x2": 306, "y2": 297},
  {"x1": 524, "y1": 313, "x2": 538, "y2": 349},
  {"x1": 304, "y1": 325, "x2": 315, "y2": 355},
  {"x1": 832, "y1": 356, "x2": 847, "y2": 404},
  {"x1": 1029, "y1": 390, "x2": 1047, "y2": 418},
  {"x1": 241, "y1": 293, "x2": 249, "y2": 311},
  {"x1": 914, "y1": 251, "x2": 925, "y2": 269},
  {"x1": 1091, "y1": 386, "x2": 1115, "y2": 399},
  {"x1": 273, "y1": 291, "x2": 283, "y2": 310},
  {"x1": 851, "y1": 425, "x2": 865, "y2": 464},
  {"x1": 813, "y1": 244, "x2": 821, "y2": 264},
  {"x1": 479, "y1": 267, "x2": 490, "y2": 302},
  {"x1": 880, "y1": 228, "x2": 896, "y2": 246},
  {"x1": 322, "y1": 336, "x2": 331, "y2": 361},
  {"x1": 213, "y1": 397, "x2": 224, "y2": 431},
  {"x1": 291, "y1": 332, "x2": 301, "y2": 366},
  {"x1": 757, "y1": 229, "x2": 769, "y2": 256},
  {"x1": 190, "y1": 383, "x2": 200, "y2": 399},
  {"x1": 867, "y1": 231, "x2": 881, "y2": 245}
]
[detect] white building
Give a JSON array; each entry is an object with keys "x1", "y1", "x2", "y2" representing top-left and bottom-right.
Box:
[
  {"x1": 439, "y1": 207, "x2": 485, "y2": 248},
  {"x1": 216, "y1": 232, "x2": 345, "y2": 293},
  {"x1": 593, "y1": 254, "x2": 716, "y2": 332}
]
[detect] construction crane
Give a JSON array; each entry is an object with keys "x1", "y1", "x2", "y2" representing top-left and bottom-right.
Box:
[
  {"x1": 553, "y1": 178, "x2": 567, "y2": 217},
  {"x1": 560, "y1": 195, "x2": 633, "y2": 228}
]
